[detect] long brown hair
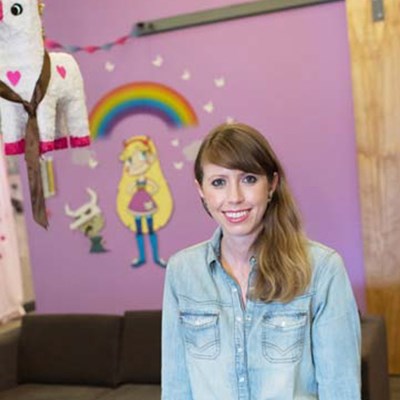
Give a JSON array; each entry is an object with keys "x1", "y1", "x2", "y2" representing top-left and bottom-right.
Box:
[{"x1": 194, "y1": 123, "x2": 311, "y2": 302}]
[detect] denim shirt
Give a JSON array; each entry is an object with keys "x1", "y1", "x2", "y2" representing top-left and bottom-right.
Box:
[{"x1": 162, "y1": 229, "x2": 361, "y2": 400}]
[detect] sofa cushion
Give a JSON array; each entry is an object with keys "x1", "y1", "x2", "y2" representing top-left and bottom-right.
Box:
[
  {"x1": 97, "y1": 384, "x2": 161, "y2": 400},
  {"x1": 118, "y1": 311, "x2": 161, "y2": 384},
  {"x1": 18, "y1": 314, "x2": 121, "y2": 387},
  {"x1": 0, "y1": 384, "x2": 111, "y2": 400}
]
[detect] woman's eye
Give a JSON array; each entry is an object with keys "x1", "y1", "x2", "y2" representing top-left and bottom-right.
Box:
[
  {"x1": 11, "y1": 3, "x2": 23, "y2": 16},
  {"x1": 211, "y1": 178, "x2": 225, "y2": 187},
  {"x1": 243, "y1": 175, "x2": 257, "y2": 184}
]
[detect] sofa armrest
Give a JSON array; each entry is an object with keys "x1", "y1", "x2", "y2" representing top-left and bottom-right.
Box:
[
  {"x1": 361, "y1": 315, "x2": 390, "y2": 400},
  {"x1": 0, "y1": 326, "x2": 21, "y2": 391},
  {"x1": 118, "y1": 311, "x2": 161, "y2": 384}
]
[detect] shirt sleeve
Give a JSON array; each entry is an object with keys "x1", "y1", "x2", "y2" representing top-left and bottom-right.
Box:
[
  {"x1": 312, "y1": 251, "x2": 361, "y2": 400},
  {"x1": 161, "y1": 257, "x2": 193, "y2": 400}
]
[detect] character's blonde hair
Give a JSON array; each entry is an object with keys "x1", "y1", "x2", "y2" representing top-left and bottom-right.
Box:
[
  {"x1": 117, "y1": 136, "x2": 173, "y2": 234},
  {"x1": 195, "y1": 123, "x2": 311, "y2": 303}
]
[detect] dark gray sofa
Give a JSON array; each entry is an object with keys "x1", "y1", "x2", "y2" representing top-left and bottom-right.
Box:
[{"x1": 0, "y1": 311, "x2": 390, "y2": 400}]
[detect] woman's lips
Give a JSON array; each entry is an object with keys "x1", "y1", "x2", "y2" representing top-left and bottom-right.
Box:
[{"x1": 223, "y1": 209, "x2": 250, "y2": 223}]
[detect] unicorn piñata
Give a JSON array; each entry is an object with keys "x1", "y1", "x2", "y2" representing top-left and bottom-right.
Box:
[{"x1": 0, "y1": 0, "x2": 90, "y2": 228}]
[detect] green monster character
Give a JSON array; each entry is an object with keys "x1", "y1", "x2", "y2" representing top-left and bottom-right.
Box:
[{"x1": 65, "y1": 188, "x2": 108, "y2": 253}]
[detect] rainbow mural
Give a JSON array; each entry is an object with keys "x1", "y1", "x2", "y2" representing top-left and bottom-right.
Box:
[{"x1": 89, "y1": 81, "x2": 198, "y2": 139}]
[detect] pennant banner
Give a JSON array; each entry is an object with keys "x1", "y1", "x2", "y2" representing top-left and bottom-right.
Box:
[{"x1": 45, "y1": 26, "x2": 135, "y2": 54}]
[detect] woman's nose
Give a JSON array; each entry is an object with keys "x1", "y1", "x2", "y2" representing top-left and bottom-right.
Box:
[{"x1": 227, "y1": 183, "x2": 244, "y2": 203}]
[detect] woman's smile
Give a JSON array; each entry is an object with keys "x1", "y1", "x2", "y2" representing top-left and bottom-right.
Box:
[{"x1": 223, "y1": 209, "x2": 251, "y2": 223}]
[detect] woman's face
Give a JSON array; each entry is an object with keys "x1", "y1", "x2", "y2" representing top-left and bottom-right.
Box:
[{"x1": 197, "y1": 163, "x2": 277, "y2": 242}]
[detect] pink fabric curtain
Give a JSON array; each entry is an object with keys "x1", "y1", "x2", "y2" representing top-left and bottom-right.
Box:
[{"x1": 0, "y1": 136, "x2": 25, "y2": 323}]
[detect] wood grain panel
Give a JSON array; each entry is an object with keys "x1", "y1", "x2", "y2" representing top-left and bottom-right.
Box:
[{"x1": 345, "y1": 0, "x2": 400, "y2": 373}]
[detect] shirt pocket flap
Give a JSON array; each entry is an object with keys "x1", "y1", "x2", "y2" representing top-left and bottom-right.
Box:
[
  {"x1": 262, "y1": 311, "x2": 307, "y2": 363},
  {"x1": 263, "y1": 312, "x2": 307, "y2": 330},
  {"x1": 180, "y1": 313, "x2": 219, "y2": 329},
  {"x1": 179, "y1": 312, "x2": 220, "y2": 359}
]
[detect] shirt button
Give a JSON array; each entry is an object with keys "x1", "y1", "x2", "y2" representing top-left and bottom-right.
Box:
[
  {"x1": 239, "y1": 376, "x2": 245, "y2": 383},
  {"x1": 232, "y1": 288, "x2": 238, "y2": 293},
  {"x1": 236, "y1": 316, "x2": 242, "y2": 322},
  {"x1": 245, "y1": 315, "x2": 252, "y2": 322},
  {"x1": 238, "y1": 347, "x2": 243, "y2": 353}
]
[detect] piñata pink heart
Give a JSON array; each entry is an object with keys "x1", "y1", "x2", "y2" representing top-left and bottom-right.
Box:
[
  {"x1": 56, "y1": 65, "x2": 67, "y2": 79},
  {"x1": 6, "y1": 71, "x2": 21, "y2": 86}
]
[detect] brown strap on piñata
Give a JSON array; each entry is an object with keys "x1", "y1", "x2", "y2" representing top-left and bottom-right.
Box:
[{"x1": 0, "y1": 52, "x2": 51, "y2": 228}]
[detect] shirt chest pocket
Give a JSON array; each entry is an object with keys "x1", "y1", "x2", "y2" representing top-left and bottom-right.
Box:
[
  {"x1": 262, "y1": 311, "x2": 307, "y2": 363},
  {"x1": 180, "y1": 312, "x2": 220, "y2": 359}
]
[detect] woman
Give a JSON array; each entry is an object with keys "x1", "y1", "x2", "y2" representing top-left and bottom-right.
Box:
[{"x1": 162, "y1": 123, "x2": 361, "y2": 399}]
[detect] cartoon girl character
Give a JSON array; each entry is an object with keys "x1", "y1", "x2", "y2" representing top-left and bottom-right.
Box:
[{"x1": 117, "y1": 136, "x2": 173, "y2": 268}]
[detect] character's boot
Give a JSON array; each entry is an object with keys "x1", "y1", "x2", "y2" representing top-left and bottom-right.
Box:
[
  {"x1": 132, "y1": 233, "x2": 146, "y2": 267},
  {"x1": 147, "y1": 216, "x2": 166, "y2": 268},
  {"x1": 149, "y1": 233, "x2": 166, "y2": 268},
  {"x1": 132, "y1": 217, "x2": 146, "y2": 267}
]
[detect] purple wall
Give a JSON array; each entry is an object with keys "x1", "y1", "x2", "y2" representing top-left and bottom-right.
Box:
[{"x1": 22, "y1": 0, "x2": 366, "y2": 313}]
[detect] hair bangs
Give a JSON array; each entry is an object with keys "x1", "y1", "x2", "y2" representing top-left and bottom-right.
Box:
[{"x1": 204, "y1": 129, "x2": 272, "y2": 175}]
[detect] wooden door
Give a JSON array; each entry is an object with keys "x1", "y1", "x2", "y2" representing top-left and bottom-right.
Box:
[{"x1": 345, "y1": 0, "x2": 400, "y2": 373}]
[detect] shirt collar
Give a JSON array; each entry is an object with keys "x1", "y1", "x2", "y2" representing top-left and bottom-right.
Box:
[
  {"x1": 206, "y1": 227, "x2": 258, "y2": 272},
  {"x1": 206, "y1": 227, "x2": 222, "y2": 271}
]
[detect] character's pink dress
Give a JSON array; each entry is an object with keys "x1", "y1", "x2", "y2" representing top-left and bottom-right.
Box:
[{"x1": 128, "y1": 178, "x2": 157, "y2": 215}]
